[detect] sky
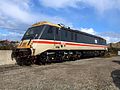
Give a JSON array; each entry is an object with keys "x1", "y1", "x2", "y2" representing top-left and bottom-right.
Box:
[{"x1": 0, "y1": 0, "x2": 120, "y2": 43}]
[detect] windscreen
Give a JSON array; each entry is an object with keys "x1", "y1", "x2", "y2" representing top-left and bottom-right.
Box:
[{"x1": 22, "y1": 25, "x2": 45, "y2": 40}]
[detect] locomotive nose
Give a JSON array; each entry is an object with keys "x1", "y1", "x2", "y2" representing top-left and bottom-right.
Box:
[
  {"x1": 17, "y1": 40, "x2": 33, "y2": 49},
  {"x1": 12, "y1": 48, "x2": 32, "y2": 59}
]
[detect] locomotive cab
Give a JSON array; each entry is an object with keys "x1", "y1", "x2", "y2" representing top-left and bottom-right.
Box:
[{"x1": 12, "y1": 21, "x2": 62, "y2": 65}]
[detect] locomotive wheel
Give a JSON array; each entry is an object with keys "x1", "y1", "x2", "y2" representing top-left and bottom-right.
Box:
[
  {"x1": 24, "y1": 59, "x2": 33, "y2": 66},
  {"x1": 36, "y1": 53, "x2": 47, "y2": 65},
  {"x1": 15, "y1": 58, "x2": 24, "y2": 66},
  {"x1": 40, "y1": 58, "x2": 46, "y2": 65},
  {"x1": 15, "y1": 57, "x2": 33, "y2": 66}
]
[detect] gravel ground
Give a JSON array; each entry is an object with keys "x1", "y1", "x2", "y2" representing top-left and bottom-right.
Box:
[{"x1": 0, "y1": 56, "x2": 120, "y2": 90}]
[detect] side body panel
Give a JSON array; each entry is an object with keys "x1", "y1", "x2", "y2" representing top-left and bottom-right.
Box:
[{"x1": 32, "y1": 39, "x2": 107, "y2": 56}]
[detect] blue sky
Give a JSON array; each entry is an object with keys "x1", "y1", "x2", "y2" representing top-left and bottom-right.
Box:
[{"x1": 0, "y1": 0, "x2": 120, "y2": 43}]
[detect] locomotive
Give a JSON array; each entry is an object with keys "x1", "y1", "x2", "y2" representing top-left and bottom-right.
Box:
[{"x1": 12, "y1": 21, "x2": 108, "y2": 65}]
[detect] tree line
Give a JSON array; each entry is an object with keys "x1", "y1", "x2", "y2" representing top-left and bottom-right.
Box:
[{"x1": 0, "y1": 40, "x2": 19, "y2": 50}]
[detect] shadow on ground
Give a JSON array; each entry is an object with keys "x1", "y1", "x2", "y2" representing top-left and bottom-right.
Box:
[
  {"x1": 112, "y1": 60, "x2": 120, "y2": 65},
  {"x1": 111, "y1": 60, "x2": 120, "y2": 89},
  {"x1": 111, "y1": 69, "x2": 120, "y2": 89}
]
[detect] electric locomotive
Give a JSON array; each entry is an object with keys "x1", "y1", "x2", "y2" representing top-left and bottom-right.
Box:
[{"x1": 12, "y1": 21, "x2": 107, "y2": 65}]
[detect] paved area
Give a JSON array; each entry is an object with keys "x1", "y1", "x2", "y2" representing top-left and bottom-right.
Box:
[{"x1": 0, "y1": 56, "x2": 120, "y2": 90}]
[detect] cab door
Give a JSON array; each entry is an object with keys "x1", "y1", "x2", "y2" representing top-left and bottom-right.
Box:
[
  {"x1": 54, "y1": 27, "x2": 62, "y2": 49},
  {"x1": 54, "y1": 27, "x2": 66, "y2": 49}
]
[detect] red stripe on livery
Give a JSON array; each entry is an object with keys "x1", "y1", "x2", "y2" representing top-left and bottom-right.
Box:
[{"x1": 33, "y1": 40, "x2": 107, "y2": 48}]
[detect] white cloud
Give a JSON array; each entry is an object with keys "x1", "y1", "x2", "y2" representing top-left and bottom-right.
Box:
[
  {"x1": 0, "y1": 14, "x2": 19, "y2": 29},
  {"x1": 0, "y1": 0, "x2": 73, "y2": 25},
  {"x1": 0, "y1": 0, "x2": 72, "y2": 32},
  {"x1": 40, "y1": 0, "x2": 120, "y2": 14},
  {"x1": 0, "y1": 31, "x2": 23, "y2": 40},
  {"x1": 102, "y1": 36, "x2": 120, "y2": 43},
  {"x1": 102, "y1": 36, "x2": 111, "y2": 43},
  {"x1": 0, "y1": 0, "x2": 35, "y2": 24},
  {"x1": 11, "y1": 0, "x2": 31, "y2": 11},
  {"x1": 83, "y1": 0, "x2": 120, "y2": 14},
  {"x1": 80, "y1": 28, "x2": 97, "y2": 35},
  {"x1": 99, "y1": 32, "x2": 120, "y2": 43},
  {"x1": 0, "y1": 33, "x2": 7, "y2": 37},
  {"x1": 40, "y1": 0, "x2": 79, "y2": 8}
]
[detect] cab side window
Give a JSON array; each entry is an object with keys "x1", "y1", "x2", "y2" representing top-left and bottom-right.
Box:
[
  {"x1": 47, "y1": 26, "x2": 53, "y2": 33},
  {"x1": 56, "y1": 28, "x2": 58, "y2": 35},
  {"x1": 75, "y1": 33, "x2": 77, "y2": 41},
  {"x1": 54, "y1": 27, "x2": 60, "y2": 41},
  {"x1": 41, "y1": 25, "x2": 54, "y2": 40},
  {"x1": 71, "y1": 32, "x2": 73, "y2": 40}
]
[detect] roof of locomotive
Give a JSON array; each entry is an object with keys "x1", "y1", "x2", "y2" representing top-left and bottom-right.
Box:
[
  {"x1": 63, "y1": 28, "x2": 105, "y2": 40},
  {"x1": 32, "y1": 21, "x2": 61, "y2": 28},
  {"x1": 32, "y1": 21, "x2": 106, "y2": 41}
]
